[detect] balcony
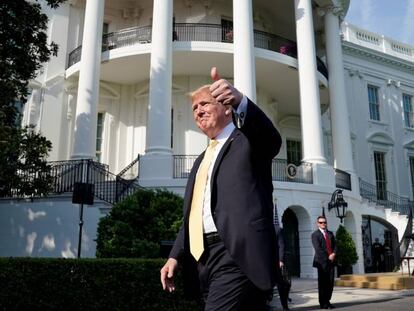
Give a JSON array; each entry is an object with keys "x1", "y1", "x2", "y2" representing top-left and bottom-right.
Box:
[
  {"x1": 173, "y1": 155, "x2": 313, "y2": 184},
  {"x1": 67, "y1": 23, "x2": 328, "y2": 79}
]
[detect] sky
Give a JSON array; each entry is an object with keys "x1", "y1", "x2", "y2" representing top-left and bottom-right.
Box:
[{"x1": 345, "y1": 0, "x2": 414, "y2": 47}]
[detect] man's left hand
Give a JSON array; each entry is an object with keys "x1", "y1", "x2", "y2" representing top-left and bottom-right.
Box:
[{"x1": 210, "y1": 67, "x2": 243, "y2": 107}]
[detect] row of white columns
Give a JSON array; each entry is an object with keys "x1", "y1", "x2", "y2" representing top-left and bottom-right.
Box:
[{"x1": 71, "y1": 0, "x2": 354, "y2": 182}]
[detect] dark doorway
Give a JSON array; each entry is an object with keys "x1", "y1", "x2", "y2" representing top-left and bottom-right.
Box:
[
  {"x1": 361, "y1": 216, "x2": 399, "y2": 273},
  {"x1": 221, "y1": 18, "x2": 233, "y2": 42},
  {"x1": 282, "y1": 208, "x2": 301, "y2": 277}
]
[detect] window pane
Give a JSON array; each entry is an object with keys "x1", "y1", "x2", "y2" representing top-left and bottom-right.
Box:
[
  {"x1": 96, "y1": 112, "x2": 104, "y2": 162},
  {"x1": 403, "y1": 94, "x2": 413, "y2": 128},
  {"x1": 286, "y1": 140, "x2": 302, "y2": 166},
  {"x1": 368, "y1": 85, "x2": 380, "y2": 121},
  {"x1": 374, "y1": 152, "x2": 387, "y2": 200}
]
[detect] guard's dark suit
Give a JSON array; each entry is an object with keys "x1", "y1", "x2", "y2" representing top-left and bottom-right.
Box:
[
  {"x1": 170, "y1": 99, "x2": 282, "y2": 304},
  {"x1": 275, "y1": 227, "x2": 290, "y2": 310},
  {"x1": 312, "y1": 229, "x2": 336, "y2": 308}
]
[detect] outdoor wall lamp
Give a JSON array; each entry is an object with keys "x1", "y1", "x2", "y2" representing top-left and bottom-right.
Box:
[{"x1": 328, "y1": 189, "x2": 348, "y2": 223}]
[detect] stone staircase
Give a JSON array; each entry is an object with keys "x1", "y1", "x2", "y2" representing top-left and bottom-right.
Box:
[{"x1": 335, "y1": 272, "x2": 414, "y2": 290}]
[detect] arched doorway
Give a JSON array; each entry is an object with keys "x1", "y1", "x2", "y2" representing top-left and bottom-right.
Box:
[
  {"x1": 282, "y1": 208, "x2": 301, "y2": 276},
  {"x1": 361, "y1": 215, "x2": 400, "y2": 273}
]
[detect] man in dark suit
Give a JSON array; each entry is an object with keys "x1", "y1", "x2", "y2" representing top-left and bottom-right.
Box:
[
  {"x1": 275, "y1": 226, "x2": 290, "y2": 311},
  {"x1": 311, "y1": 216, "x2": 336, "y2": 309},
  {"x1": 160, "y1": 67, "x2": 282, "y2": 310}
]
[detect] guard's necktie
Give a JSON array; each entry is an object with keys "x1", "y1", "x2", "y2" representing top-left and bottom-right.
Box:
[
  {"x1": 189, "y1": 139, "x2": 218, "y2": 261},
  {"x1": 324, "y1": 230, "x2": 333, "y2": 255}
]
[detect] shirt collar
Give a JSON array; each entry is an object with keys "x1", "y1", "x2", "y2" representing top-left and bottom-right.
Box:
[{"x1": 214, "y1": 121, "x2": 235, "y2": 145}]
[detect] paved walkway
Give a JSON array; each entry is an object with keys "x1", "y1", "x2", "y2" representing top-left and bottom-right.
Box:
[{"x1": 268, "y1": 278, "x2": 414, "y2": 310}]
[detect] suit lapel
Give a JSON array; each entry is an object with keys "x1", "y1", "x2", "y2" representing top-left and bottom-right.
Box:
[
  {"x1": 319, "y1": 230, "x2": 327, "y2": 250},
  {"x1": 184, "y1": 128, "x2": 239, "y2": 217},
  {"x1": 210, "y1": 129, "x2": 239, "y2": 183}
]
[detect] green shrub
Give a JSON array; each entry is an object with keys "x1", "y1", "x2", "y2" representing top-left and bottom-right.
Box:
[
  {"x1": 96, "y1": 188, "x2": 183, "y2": 258},
  {"x1": 0, "y1": 258, "x2": 200, "y2": 311},
  {"x1": 335, "y1": 225, "x2": 358, "y2": 267}
]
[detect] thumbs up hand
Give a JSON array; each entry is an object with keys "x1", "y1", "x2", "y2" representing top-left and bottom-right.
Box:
[{"x1": 209, "y1": 67, "x2": 243, "y2": 107}]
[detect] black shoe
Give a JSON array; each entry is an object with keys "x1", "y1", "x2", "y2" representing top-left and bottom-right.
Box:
[
  {"x1": 320, "y1": 303, "x2": 335, "y2": 309},
  {"x1": 283, "y1": 308, "x2": 290, "y2": 311}
]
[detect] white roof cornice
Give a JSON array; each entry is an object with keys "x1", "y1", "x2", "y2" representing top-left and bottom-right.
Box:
[{"x1": 342, "y1": 41, "x2": 414, "y2": 73}]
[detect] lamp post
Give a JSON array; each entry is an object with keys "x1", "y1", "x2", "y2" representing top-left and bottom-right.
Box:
[{"x1": 328, "y1": 189, "x2": 348, "y2": 223}]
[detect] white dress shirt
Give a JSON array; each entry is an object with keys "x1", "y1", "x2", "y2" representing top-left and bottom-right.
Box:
[{"x1": 202, "y1": 96, "x2": 248, "y2": 233}]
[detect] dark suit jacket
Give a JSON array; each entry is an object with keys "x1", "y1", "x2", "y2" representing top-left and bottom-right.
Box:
[
  {"x1": 312, "y1": 229, "x2": 337, "y2": 271},
  {"x1": 170, "y1": 99, "x2": 282, "y2": 293}
]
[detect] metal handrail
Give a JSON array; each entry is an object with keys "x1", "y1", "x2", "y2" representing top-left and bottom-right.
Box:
[
  {"x1": 67, "y1": 23, "x2": 329, "y2": 79},
  {"x1": 3, "y1": 159, "x2": 141, "y2": 205},
  {"x1": 359, "y1": 178, "x2": 414, "y2": 215},
  {"x1": 117, "y1": 155, "x2": 140, "y2": 179},
  {"x1": 89, "y1": 160, "x2": 140, "y2": 204}
]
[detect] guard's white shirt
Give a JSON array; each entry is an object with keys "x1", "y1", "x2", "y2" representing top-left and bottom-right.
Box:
[{"x1": 202, "y1": 96, "x2": 248, "y2": 233}]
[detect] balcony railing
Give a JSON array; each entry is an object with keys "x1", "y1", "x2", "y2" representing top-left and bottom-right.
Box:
[
  {"x1": 359, "y1": 178, "x2": 414, "y2": 216},
  {"x1": 173, "y1": 155, "x2": 313, "y2": 183},
  {"x1": 271, "y1": 159, "x2": 313, "y2": 183},
  {"x1": 173, "y1": 155, "x2": 198, "y2": 178},
  {"x1": 335, "y1": 169, "x2": 352, "y2": 191},
  {"x1": 67, "y1": 23, "x2": 328, "y2": 79}
]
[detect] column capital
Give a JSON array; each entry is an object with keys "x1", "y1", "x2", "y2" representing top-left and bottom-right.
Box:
[
  {"x1": 318, "y1": 5, "x2": 345, "y2": 21},
  {"x1": 347, "y1": 68, "x2": 364, "y2": 79},
  {"x1": 387, "y1": 79, "x2": 401, "y2": 88}
]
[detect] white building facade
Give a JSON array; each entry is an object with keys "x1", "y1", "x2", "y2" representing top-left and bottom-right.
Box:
[{"x1": 1, "y1": 0, "x2": 414, "y2": 278}]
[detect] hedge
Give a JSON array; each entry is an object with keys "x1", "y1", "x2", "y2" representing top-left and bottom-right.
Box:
[{"x1": 0, "y1": 258, "x2": 200, "y2": 311}]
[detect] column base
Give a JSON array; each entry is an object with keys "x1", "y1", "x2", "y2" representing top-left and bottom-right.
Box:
[
  {"x1": 139, "y1": 153, "x2": 173, "y2": 185},
  {"x1": 71, "y1": 154, "x2": 95, "y2": 160},
  {"x1": 350, "y1": 172, "x2": 360, "y2": 196},
  {"x1": 312, "y1": 163, "x2": 335, "y2": 187}
]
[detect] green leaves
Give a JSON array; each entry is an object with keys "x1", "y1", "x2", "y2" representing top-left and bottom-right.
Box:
[
  {"x1": 0, "y1": 125, "x2": 52, "y2": 197},
  {"x1": 96, "y1": 188, "x2": 184, "y2": 258},
  {"x1": 336, "y1": 225, "x2": 359, "y2": 267},
  {"x1": 0, "y1": 0, "x2": 64, "y2": 197},
  {"x1": 0, "y1": 258, "x2": 200, "y2": 310},
  {"x1": 0, "y1": 0, "x2": 66, "y2": 105}
]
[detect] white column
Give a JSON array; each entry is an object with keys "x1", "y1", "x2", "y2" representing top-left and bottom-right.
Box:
[
  {"x1": 233, "y1": 0, "x2": 256, "y2": 102},
  {"x1": 324, "y1": 7, "x2": 354, "y2": 172},
  {"x1": 139, "y1": 0, "x2": 173, "y2": 183},
  {"x1": 294, "y1": 0, "x2": 326, "y2": 164},
  {"x1": 26, "y1": 88, "x2": 41, "y2": 128},
  {"x1": 72, "y1": 0, "x2": 105, "y2": 159}
]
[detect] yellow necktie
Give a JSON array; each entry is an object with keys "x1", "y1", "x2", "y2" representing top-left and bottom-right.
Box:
[{"x1": 189, "y1": 139, "x2": 218, "y2": 261}]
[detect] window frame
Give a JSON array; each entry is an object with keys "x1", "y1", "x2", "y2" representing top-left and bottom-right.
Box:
[
  {"x1": 373, "y1": 151, "x2": 387, "y2": 201},
  {"x1": 368, "y1": 84, "x2": 380, "y2": 121},
  {"x1": 409, "y1": 156, "x2": 414, "y2": 199},
  {"x1": 96, "y1": 112, "x2": 105, "y2": 162},
  {"x1": 286, "y1": 139, "x2": 302, "y2": 166},
  {"x1": 403, "y1": 93, "x2": 414, "y2": 128}
]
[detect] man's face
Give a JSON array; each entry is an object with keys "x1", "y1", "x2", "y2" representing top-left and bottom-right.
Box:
[
  {"x1": 317, "y1": 218, "x2": 327, "y2": 230},
  {"x1": 191, "y1": 89, "x2": 230, "y2": 139}
]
